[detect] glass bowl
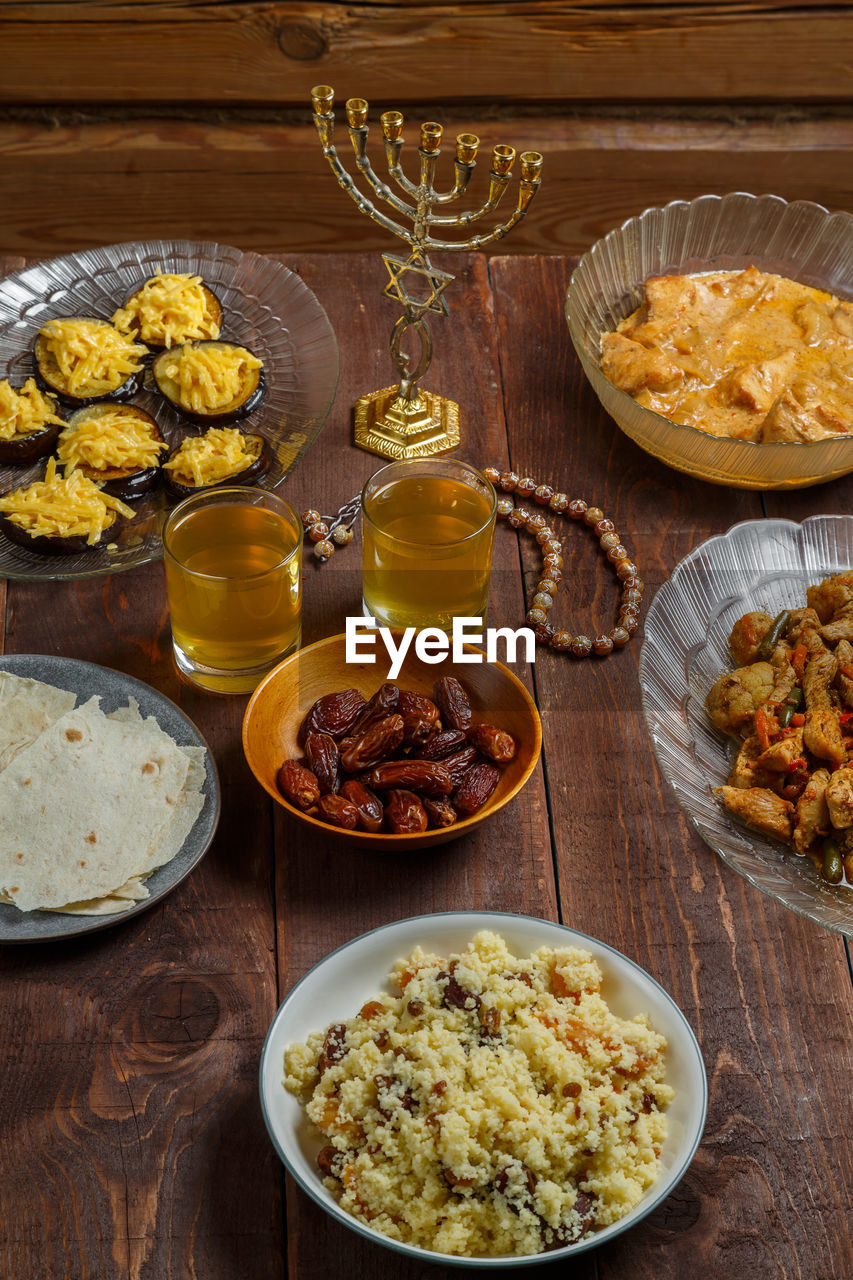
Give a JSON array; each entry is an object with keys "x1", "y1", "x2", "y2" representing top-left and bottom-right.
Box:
[
  {"x1": 639, "y1": 515, "x2": 853, "y2": 937},
  {"x1": 566, "y1": 192, "x2": 853, "y2": 490}
]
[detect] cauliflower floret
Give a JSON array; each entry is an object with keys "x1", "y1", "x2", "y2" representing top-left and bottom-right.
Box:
[{"x1": 705, "y1": 662, "x2": 775, "y2": 737}]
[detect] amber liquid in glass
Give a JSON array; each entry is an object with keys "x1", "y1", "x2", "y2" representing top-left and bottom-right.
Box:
[
  {"x1": 165, "y1": 501, "x2": 301, "y2": 687},
  {"x1": 362, "y1": 474, "x2": 495, "y2": 629}
]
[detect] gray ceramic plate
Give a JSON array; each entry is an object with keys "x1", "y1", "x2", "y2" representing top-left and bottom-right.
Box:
[
  {"x1": 0, "y1": 239, "x2": 340, "y2": 580},
  {"x1": 0, "y1": 653, "x2": 221, "y2": 943}
]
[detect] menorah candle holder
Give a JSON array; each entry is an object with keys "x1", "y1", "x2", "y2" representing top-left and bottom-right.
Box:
[{"x1": 310, "y1": 85, "x2": 543, "y2": 460}]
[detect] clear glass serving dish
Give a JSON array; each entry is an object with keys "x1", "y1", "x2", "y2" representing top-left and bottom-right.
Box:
[
  {"x1": 640, "y1": 515, "x2": 853, "y2": 937},
  {"x1": 0, "y1": 239, "x2": 340, "y2": 580},
  {"x1": 566, "y1": 192, "x2": 853, "y2": 490}
]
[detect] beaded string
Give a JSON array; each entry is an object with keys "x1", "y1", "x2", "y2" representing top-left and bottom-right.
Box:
[
  {"x1": 301, "y1": 496, "x2": 361, "y2": 562},
  {"x1": 483, "y1": 467, "x2": 643, "y2": 656}
]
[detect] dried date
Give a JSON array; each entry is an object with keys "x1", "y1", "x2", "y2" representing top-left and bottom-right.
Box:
[
  {"x1": 299, "y1": 688, "x2": 366, "y2": 744},
  {"x1": 276, "y1": 759, "x2": 321, "y2": 811},
  {"x1": 304, "y1": 732, "x2": 340, "y2": 794},
  {"x1": 384, "y1": 789, "x2": 428, "y2": 833},
  {"x1": 433, "y1": 676, "x2": 472, "y2": 730},
  {"x1": 316, "y1": 793, "x2": 359, "y2": 830},
  {"x1": 441, "y1": 745, "x2": 481, "y2": 788},
  {"x1": 340, "y1": 779, "x2": 384, "y2": 833},
  {"x1": 411, "y1": 729, "x2": 467, "y2": 760},
  {"x1": 340, "y1": 714, "x2": 405, "y2": 772},
  {"x1": 454, "y1": 761, "x2": 501, "y2": 816},
  {"x1": 467, "y1": 724, "x2": 517, "y2": 762},
  {"x1": 423, "y1": 797, "x2": 458, "y2": 828},
  {"x1": 397, "y1": 689, "x2": 441, "y2": 745},
  {"x1": 317, "y1": 1022, "x2": 347, "y2": 1074},
  {"x1": 350, "y1": 682, "x2": 400, "y2": 736},
  {"x1": 367, "y1": 759, "x2": 453, "y2": 796}
]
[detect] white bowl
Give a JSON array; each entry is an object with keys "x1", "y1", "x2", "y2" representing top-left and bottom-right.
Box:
[{"x1": 259, "y1": 911, "x2": 707, "y2": 1268}]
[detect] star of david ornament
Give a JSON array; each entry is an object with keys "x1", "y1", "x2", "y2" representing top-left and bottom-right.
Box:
[{"x1": 311, "y1": 85, "x2": 543, "y2": 459}]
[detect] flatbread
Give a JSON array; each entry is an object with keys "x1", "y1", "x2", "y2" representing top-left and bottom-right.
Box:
[
  {"x1": 0, "y1": 682, "x2": 206, "y2": 914},
  {"x1": 0, "y1": 672, "x2": 76, "y2": 772}
]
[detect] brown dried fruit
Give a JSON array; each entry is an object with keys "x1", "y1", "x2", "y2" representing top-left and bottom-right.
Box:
[
  {"x1": 423, "y1": 797, "x2": 458, "y2": 829},
  {"x1": 304, "y1": 732, "x2": 340, "y2": 794},
  {"x1": 359, "y1": 1000, "x2": 385, "y2": 1020},
  {"x1": 454, "y1": 761, "x2": 501, "y2": 816},
  {"x1": 466, "y1": 724, "x2": 517, "y2": 762},
  {"x1": 438, "y1": 970, "x2": 481, "y2": 1012},
  {"x1": 350, "y1": 682, "x2": 400, "y2": 736},
  {"x1": 276, "y1": 759, "x2": 321, "y2": 811},
  {"x1": 442, "y1": 745, "x2": 481, "y2": 788},
  {"x1": 317, "y1": 1145, "x2": 345, "y2": 1179},
  {"x1": 318, "y1": 1022, "x2": 347, "y2": 1074},
  {"x1": 433, "y1": 676, "x2": 472, "y2": 730},
  {"x1": 398, "y1": 689, "x2": 441, "y2": 745},
  {"x1": 412, "y1": 729, "x2": 467, "y2": 760},
  {"x1": 368, "y1": 759, "x2": 453, "y2": 796},
  {"x1": 406, "y1": 999, "x2": 424, "y2": 1017},
  {"x1": 316, "y1": 793, "x2": 359, "y2": 830},
  {"x1": 340, "y1": 714, "x2": 405, "y2": 773},
  {"x1": 479, "y1": 1005, "x2": 501, "y2": 1036},
  {"x1": 444, "y1": 1168, "x2": 476, "y2": 1188},
  {"x1": 299, "y1": 688, "x2": 367, "y2": 744},
  {"x1": 384, "y1": 789, "x2": 428, "y2": 833},
  {"x1": 562, "y1": 1081, "x2": 582, "y2": 1099},
  {"x1": 340, "y1": 780, "x2": 384, "y2": 833}
]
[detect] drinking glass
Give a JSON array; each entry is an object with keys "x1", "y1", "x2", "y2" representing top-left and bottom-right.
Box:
[
  {"x1": 361, "y1": 459, "x2": 496, "y2": 630},
  {"x1": 162, "y1": 487, "x2": 302, "y2": 693}
]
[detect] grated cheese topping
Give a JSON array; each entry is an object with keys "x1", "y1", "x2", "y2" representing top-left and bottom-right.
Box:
[
  {"x1": 112, "y1": 271, "x2": 221, "y2": 347},
  {"x1": 38, "y1": 319, "x2": 147, "y2": 397},
  {"x1": 159, "y1": 343, "x2": 262, "y2": 413},
  {"x1": 163, "y1": 428, "x2": 258, "y2": 487},
  {"x1": 57, "y1": 407, "x2": 167, "y2": 475},
  {"x1": 0, "y1": 457, "x2": 135, "y2": 543},
  {"x1": 0, "y1": 378, "x2": 68, "y2": 441}
]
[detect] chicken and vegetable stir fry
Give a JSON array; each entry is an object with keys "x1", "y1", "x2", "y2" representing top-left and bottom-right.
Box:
[{"x1": 706, "y1": 574, "x2": 853, "y2": 886}]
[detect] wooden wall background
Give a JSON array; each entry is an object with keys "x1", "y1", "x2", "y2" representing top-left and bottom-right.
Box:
[{"x1": 0, "y1": 1, "x2": 852, "y2": 257}]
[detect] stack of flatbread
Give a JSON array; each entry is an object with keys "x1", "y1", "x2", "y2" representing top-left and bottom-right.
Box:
[{"x1": 0, "y1": 671, "x2": 206, "y2": 915}]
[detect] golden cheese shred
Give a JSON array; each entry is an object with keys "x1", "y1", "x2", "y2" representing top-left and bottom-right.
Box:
[
  {"x1": 0, "y1": 378, "x2": 68, "y2": 441},
  {"x1": 112, "y1": 272, "x2": 221, "y2": 347},
  {"x1": 57, "y1": 409, "x2": 167, "y2": 474},
  {"x1": 0, "y1": 458, "x2": 135, "y2": 543},
  {"x1": 161, "y1": 344, "x2": 262, "y2": 412},
  {"x1": 38, "y1": 319, "x2": 147, "y2": 397},
  {"x1": 163, "y1": 428, "x2": 255, "y2": 486}
]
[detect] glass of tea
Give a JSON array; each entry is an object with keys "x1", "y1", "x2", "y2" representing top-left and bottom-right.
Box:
[
  {"x1": 361, "y1": 458, "x2": 497, "y2": 629},
  {"x1": 162, "y1": 487, "x2": 302, "y2": 693}
]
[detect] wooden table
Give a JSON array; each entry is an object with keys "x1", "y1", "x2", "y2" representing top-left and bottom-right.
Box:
[{"x1": 1, "y1": 252, "x2": 851, "y2": 1280}]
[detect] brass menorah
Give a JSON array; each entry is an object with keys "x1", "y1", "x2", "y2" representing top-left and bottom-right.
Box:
[{"x1": 310, "y1": 86, "x2": 543, "y2": 460}]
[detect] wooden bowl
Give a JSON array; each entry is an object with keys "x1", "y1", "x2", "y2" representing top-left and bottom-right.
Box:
[{"x1": 242, "y1": 632, "x2": 542, "y2": 850}]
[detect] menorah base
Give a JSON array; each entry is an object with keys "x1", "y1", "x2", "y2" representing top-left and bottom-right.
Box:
[{"x1": 353, "y1": 385, "x2": 460, "y2": 460}]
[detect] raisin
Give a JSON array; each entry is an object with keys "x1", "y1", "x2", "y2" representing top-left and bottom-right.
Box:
[
  {"x1": 479, "y1": 1006, "x2": 501, "y2": 1036},
  {"x1": 276, "y1": 759, "x2": 321, "y2": 811},
  {"x1": 359, "y1": 1000, "x2": 385, "y2": 1020},
  {"x1": 317, "y1": 1023, "x2": 347, "y2": 1074},
  {"x1": 367, "y1": 759, "x2": 453, "y2": 796},
  {"x1": 340, "y1": 714, "x2": 405, "y2": 772},
  {"x1": 350, "y1": 683, "x2": 400, "y2": 736},
  {"x1": 495, "y1": 1161, "x2": 536, "y2": 1206},
  {"x1": 562, "y1": 1081, "x2": 582, "y2": 1099},
  {"x1": 304, "y1": 732, "x2": 340, "y2": 794},
  {"x1": 397, "y1": 690, "x2": 441, "y2": 745},
  {"x1": 423, "y1": 797, "x2": 458, "y2": 828},
  {"x1": 466, "y1": 723, "x2": 516, "y2": 762},
  {"x1": 433, "y1": 676, "x2": 472, "y2": 730},
  {"x1": 642, "y1": 1091, "x2": 656, "y2": 1113},
  {"x1": 316, "y1": 1145, "x2": 345, "y2": 1179},
  {"x1": 444, "y1": 1168, "x2": 475, "y2": 1188},
  {"x1": 384, "y1": 789, "x2": 428, "y2": 833},
  {"x1": 406, "y1": 999, "x2": 424, "y2": 1017},
  {"x1": 316, "y1": 793, "x2": 359, "y2": 830},
  {"x1": 442, "y1": 746, "x2": 481, "y2": 788},
  {"x1": 438, "y1": 970, "x2": 481, "y2": 1013},
  {"x1": 412, "y1": 729, "x2": 468, "y2": 760},
  {"x1": 432, "y1": 1079, "x2": 448, "y2": 1096},
  {"x1": 299, "y1": 689, "x2": 366, "y2": 744},
  {"x1": 340, "y1": 780, "x2": 384, "y2": 833},
  {"x1": 454, "y1": 761, "x2": 501, "y2": 816}
]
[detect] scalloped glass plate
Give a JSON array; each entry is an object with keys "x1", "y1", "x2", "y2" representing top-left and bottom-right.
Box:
[
  {"x1": 0, "y1": 239, "x2": 339, "y2": 580},
  {"x1": 566, "y1": 193, "x2": 853, "y2": 490},
  {"x1": 640, "y1": 516, "x2": 853, "y2": 936}
]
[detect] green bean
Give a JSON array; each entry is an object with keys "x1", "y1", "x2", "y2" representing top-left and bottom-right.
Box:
[
  {"x1": 778, "y1": 704, "x2": 794, "y2": 729},
  {"x1": 821, "y1": 838, "x2": 843, "y2": 885},
  {"x1": 788, "y1": 686, "x2": 803, "y2": 708},
  {"x1": 756, "y1": 610, "x2": 791, "y2": 660}
]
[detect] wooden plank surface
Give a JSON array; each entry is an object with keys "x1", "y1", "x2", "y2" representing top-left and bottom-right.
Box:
[
  {"x1": 1, "y1": 114, "x2": 852, "y2": 259},
  {"x1": 1, "y1": 249, "x2": 852, "y2": 1278},
  {"x1": 489, "y1": 255, "x2": 853, "y2": 1278},
  {"x1": 1, "y1": 3, "x2": 852, "y2": 106}
]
